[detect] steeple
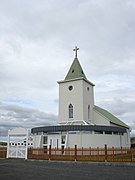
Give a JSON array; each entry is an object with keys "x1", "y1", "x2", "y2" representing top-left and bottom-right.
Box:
[{"x1": 65, "y1": 46, "x2": 87, "y2": 80}]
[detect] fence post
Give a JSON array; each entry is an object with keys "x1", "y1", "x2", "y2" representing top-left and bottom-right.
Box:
[
  {"x1": 104, "y1": 144, "x2": 107, "y2": 162},
  {"x1": 89, "y1": 147, "x2": 91, "y2": 155},
  {"x1": 131, "y1": 148, "x2": 133, "y2": 162},
  {"x1": 97, "y1": 147, "x2": 99, "y2": 161},
  {"x1": 82, "y1": 147, "x2": 83, "y2": 156},
  {"x1": 75, "y1": 145, "x2": 77, "y2": 161},
  {"x1": 49, "y1": 145, "x2": 51, "y2": 160},
  {"x1": 112, "y1": 147, "x2": 114, "y2": 161}
]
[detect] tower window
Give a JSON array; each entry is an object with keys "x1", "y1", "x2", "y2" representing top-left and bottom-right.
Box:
[
  {"x1": 69, "y1": 86, "x2": 73, "y2": 91},
  {"x1": 69, "y1": 104, "x2": 73, "y2": 118},
  {"x1": 72, "y1": 69, "x2": 74, "y2": 73},
  {"x1": 88, "y1": 105, "x2": 90, "y2": 120}
]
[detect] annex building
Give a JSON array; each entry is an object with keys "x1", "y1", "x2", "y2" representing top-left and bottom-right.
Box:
[{"x1": 31, "y1": 47, "x2": 130, "y2": 149}]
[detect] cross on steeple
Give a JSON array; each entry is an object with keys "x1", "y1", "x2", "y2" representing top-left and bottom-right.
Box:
[{"x1": 73, "y1": 46, "x2": 79, "y2": 58}]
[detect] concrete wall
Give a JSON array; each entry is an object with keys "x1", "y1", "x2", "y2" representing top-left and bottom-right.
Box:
[
  {"x1": 32, "y1": 131, "x2": 130, "y2": 149},
  {"x1": 59, "y1": 80, "x2": 83, "y2": 122},
  {"x1": 59, "y1": 79, "x2": 94, "y2": 123},
  {"x1": 67, "y1": 132, "x2": 129, "y2": 148},
  {"x1": 82, "y1": 80, "x2": 94, "y2": 123},
  {"x1": 33, "y1": 135, "x2": 42, "y2": 148},
  {"x1": 93, "y1": 110, "x2": 110, "y2": 126}
]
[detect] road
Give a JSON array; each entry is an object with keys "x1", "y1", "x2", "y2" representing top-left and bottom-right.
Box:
[{"x1": 0, "y1": 159, "x2": 135, "y2": 180}]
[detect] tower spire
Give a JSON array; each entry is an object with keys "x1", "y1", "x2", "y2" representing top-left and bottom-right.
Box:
[
  {"x1": 65, "y1": 46, "x2": 87, "y2": 80},
  {"x1": 73, "y1": 46, "x2": 79, "y2": 58}
]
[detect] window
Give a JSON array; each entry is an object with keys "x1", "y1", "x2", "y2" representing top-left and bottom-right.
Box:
[
  {"x1": 43, "y1": 136, "x2": 48, "y2": 144},
  {"x1": 68, "y1": 86, "x2": 73, "y2": 91},
  {"x1": 105, "y1": 131, "x2": 112, "y2": 135},
  {"x1": 82, "y1": 131, "x2": 92, "y2": 134},
  {"x1": 95, "y1": 131, "x2": 103, "y2": 134},
  {"x1": 113, "y1": 132, "x2": 119, "y2": 135},
  {"x1": 69, "y1": 131, "x2": 77, "y2": 134},
  {"x1": 69, "y1": 104, "x2": 73, "y2": 118},
  {"x1": 61, "y1": 136, "x2": 66, "y2": 144},
  {"x1": 50, "y1": 139, "x2": 52, "y2": 146},
  {"x1": 88, "y1": 105, "x2": 90, "y2": 120}
]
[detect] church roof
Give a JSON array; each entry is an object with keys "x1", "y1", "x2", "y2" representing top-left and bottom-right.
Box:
[
  {"x1": 94, "y1": 105, "x2": 129, "y2": 128},
  {"x1": 65, "y1": 57, "x2": 87, "y2": 80}
]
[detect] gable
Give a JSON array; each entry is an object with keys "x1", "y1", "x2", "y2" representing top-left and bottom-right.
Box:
[{"x1": 94, "y1": 105, "x2": 129, "y2": 129}]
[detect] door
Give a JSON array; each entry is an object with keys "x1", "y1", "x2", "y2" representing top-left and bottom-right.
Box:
[{"x1": 48, "y1": 135, "x2": 61, "y2": 148}]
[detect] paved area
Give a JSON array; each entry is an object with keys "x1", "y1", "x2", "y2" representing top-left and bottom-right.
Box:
[{"x1": 0, "y1": 159, "x2": 135, "y2": 180}]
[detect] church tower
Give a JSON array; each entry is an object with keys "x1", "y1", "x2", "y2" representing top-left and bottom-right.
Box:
[{"x1": 58, "y1": 47, "x2": 95, "y2": 124}]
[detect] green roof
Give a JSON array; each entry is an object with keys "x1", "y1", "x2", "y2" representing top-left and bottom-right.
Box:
[
  {"x1": 94, "y1": 105, "x2": 129, "y2": 128},
  {"x1": 65, "y1": 58, "x2": 87, "y2": 80}
]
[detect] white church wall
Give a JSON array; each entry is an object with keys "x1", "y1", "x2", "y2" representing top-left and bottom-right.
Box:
[
  {"x1": 82, "y1": 134, "x2": 120, "y2": 148},
  {"x1": 124, "y1": 130, "x2": 130, "y2": 147},
  {"x1": 33, "y1": 135, "x2": 42, "y2": 148},
  {"x1": 59, "y1": 79, "x2": 95, "y2": 123},
  {"x1": 93, "y1": 110, "x2": 110, "y2": 126},
  {"x1": 59, "y1": 79, "x2": 84, "y2": 122},
  {"x1": 32, "y1": 131, "x2": 130, "y2": 149},
  {"x1": 67, "y1": 134, "x2": 81, "y2": 148},
  {"x1": 67, "y1": 133, "x2": 128, "y2": 148},
  {"x1": 82, "y1": 80, "x2": 94, "y2": 123}
]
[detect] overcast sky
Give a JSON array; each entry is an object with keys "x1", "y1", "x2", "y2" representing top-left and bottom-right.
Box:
[{"x1": 0, "y1": 0, "x2": 135, "y2": 140}]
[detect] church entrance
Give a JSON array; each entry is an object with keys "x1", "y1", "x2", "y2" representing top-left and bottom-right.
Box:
[{"x1": 48, "y1": 135, "x2": 61, "y2": 149}]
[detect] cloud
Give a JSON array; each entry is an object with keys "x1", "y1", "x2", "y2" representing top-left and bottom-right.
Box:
[
  {"x1": 0, "y1": 102, "x2": 57, "y2": 136},
  {"x1": 96, "y1": 93, "x2": 135, "y2": 134}
]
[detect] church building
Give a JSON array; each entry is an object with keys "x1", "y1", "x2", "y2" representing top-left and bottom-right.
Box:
[{"x1": 31, "y1": 47, "x2": 130, "y2": 149}]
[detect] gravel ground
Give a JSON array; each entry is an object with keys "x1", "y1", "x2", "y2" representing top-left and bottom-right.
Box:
[{"x1": 0, "y1": 159, "x2": 135, "y2": 180}]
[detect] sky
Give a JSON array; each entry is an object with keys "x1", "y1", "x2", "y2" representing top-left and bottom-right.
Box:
[{"x1": 0, "y1": 0, "x2": 135, "y2": 140}]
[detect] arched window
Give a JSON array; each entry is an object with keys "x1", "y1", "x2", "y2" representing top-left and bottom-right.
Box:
[
  {"x1": 88, "y1": 105, "x2": 90, "y2": 120},
  {"x1": 69, "y1": 104, "x2": 73, "y2": 118}
]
